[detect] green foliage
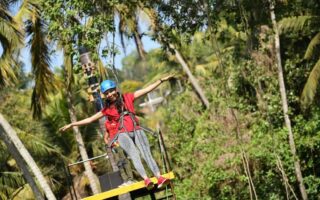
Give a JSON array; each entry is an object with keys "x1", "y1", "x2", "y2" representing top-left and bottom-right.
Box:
[
  {"x1": 301, "y1": 59, "x2": 320, "y2": 108},
  {"x1": 2, "y1": 0, "x2": 320, "y2": 199},
  {"x1": 0, "y1": 88, "x2": 68, "y2": 198},
  {"x1": 42, "y1": 0, "x2": 114, "y2": 61},
  {"x1": 120, "y1": 80, "x2": 143, "y2": 93},
  {"x1": 0, "y1": 172, "x2": 25, "y2": 199},
  {"x1": 0, "y1": 1, "x2": 23, "y2": 88},
  {"x1": 27, "y1": 16, "x2": 56, "y2": 119},
  {"x1": 143, "y1": 10, "x2": 320, "y2": 198},
  {"x1": 278, "y1": 16, "x2": 318, "y2": 34},
  {"x1": 279, "y1": 13, "x2": 320, "y2": 109},
  {"x1": 11, "y1": 184, "x2": 35, "y2": 200}
]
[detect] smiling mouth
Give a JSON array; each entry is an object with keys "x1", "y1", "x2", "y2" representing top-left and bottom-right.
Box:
[{"x1": 108, "y1": 94, "x2": 117, "y2": 101}]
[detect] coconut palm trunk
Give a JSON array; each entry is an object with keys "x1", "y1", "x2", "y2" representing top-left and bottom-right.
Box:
[
  {"x1": 62, "y1": 51, "x2": 100, "y2": 195},
  {"x1": 65, "y1": 89, "x2": 100, "y2": 195},
  {"x1": 133, "y1": 30, "x2": 146, "y2": 60},
  {"x1": 0, "y1": 113, "x2": 56, "y2": 200},
  {"x1": 145, "y1": 8, "x2": 210, "y2": 108},
  {"x1": 169, "y1": 43, "x2": 210, "y2": 108},
  {"x1": 268, "y1": 1, "x2": 308, "y2": 199},
  {"x1": 0, "y1": 115, "x2": 44, "y2": 200}
]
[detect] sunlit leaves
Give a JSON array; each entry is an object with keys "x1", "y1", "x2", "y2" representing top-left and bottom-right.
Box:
[
  {"x1": 278, "y1": 16, "x2": 319, "y2": 34},
  {"x1": 301, "y1": 59, "x2": 320, "y2": 108},
  {"x1": 0, "y1": 2, "x2": 23, "y2": 88},
  {"x1": 279, "y1": 15, "x2": 320, "y2": 108},
  {"x1": 43, "y1": 0, "x2": 114, "y2": 59},
  {"x1": 26, "y1": 17, "x2": 56, "y2": 118}
]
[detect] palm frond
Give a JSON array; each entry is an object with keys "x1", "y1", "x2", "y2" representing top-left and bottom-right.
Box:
[
  {"x1": 140, "y1": 7, "x2": 158, "y2": 33},
  {"x1": 301, "y1": 58, "x2": 320, "y2": 108},
  {"x1": 195, "y1": 61, "x2": 219, "y2": 76},
  {"x1": 0, "y1": 171, "x2": 25, "y2": 197},
  {"x1": 96, "y1": 59, "x2": 108, "y2": 81},
  {"x1": 0, "y1": 142, "x2": 9, "y2": 163},
  {"x1": 304, "y1": 32, "x2": 320, "y2": 60},
  {"x1": 0, "y1": 1, "x2": 10, "y2": 8},
  {"x1": 278, "y1": 16, "x2": 319, "y2": 34},
  {"x1": 14, "y1": 0, "x2": 40, "y2": 26},
  {"x1": 19, "y1": 131, "x2": 67, "y2": 160},
  {"x1": 0, "y1": 172, "x2": 25, "y2": 187},
  {"x1": 62, "y1": 47, "x2": 74, "y2": 88},
  {"x1": 0, "y1": 184, "x2": 14, "y2": 199},
  {"x1": 45, "y1": 93, "x2": 70, "y2": 128},
  {"x1": 0, "y1": 6, "x2": 23, "y2": 88},
  {"x1": 115, "y1": 3, "x2": 143, "y2": 57},
  {"x1": 0, "y1": 12, "x2": 22, "y2": 52},
  {"x1": 44, "y1": 94, "x2": 77, "y2": 153},
  {"x1": 26, "y1": 16, "x2": 55, "y2": 118},
  {"x1": 118, "y1": 14, "x2": 127, "y2": 54},
  {"x1": 0, "y1": 192, "x2": 7, "y2": 200},
  {"x1": 0, "y1": 52, "x2": 18, "y2": 87},
  {"x1": 10, "y1": 184, "x2": 35, "y2": 200}
]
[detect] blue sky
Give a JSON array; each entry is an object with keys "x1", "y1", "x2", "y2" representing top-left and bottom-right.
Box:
[
  {"x1": 19, "y1": 17, "x2": 160, "y2": 73},
  {"x1": 1, "y1": 4, "x2": 160, "y2": 73}
]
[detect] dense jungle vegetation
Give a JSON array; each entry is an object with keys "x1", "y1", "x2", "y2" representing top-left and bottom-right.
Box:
[{"x1": 1, "y1": 0, "x2": 320, "y2": 199}]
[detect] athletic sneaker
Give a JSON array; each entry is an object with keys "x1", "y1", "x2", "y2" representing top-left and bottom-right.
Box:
[
  {"x1": 157, "y1": 176, "x2": 170, "y2": 189},
  {"x1": 144, "y1": 178, "x2": 154, "y2": 190}
]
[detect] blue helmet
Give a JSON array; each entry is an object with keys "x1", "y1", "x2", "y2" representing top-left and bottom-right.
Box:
[{"x1": 100, "y1": 80, "x2": 116, "y2": 93}]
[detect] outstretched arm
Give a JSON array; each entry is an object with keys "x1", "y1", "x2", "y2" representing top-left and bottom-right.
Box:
[
  {"x1": 59, "y1": 111, "x2": 104, "y2": 132},
  {"x1": 134, "y1": 74, "x2": 174, "y2": 99}
]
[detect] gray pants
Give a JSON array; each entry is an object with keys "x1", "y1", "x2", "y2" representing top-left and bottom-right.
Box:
[
  {"x1": 112, "y1": 146, "x2": 134, "y2": 181},
  {"x1": 117, "y1": 129, "x2": 160, "y2": 178}
]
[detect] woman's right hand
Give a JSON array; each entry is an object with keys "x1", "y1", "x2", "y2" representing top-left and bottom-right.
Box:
[
  {"x1": 104, "y1": 132, "x2": 110, "y2": 145},
  {"x1": 104, "y1": 137, "x2": 109, "y2": 145},
  {"x1": 59, "y1": 124, "x2": 73, "y2": 132},
  {"x1": 160, "y1": 74, "x2": 175, "y2": 82}
]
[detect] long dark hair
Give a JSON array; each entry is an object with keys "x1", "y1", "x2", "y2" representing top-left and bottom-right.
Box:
[{"x1": 105, "y1": 92, "x2": 125, "y2": 114}]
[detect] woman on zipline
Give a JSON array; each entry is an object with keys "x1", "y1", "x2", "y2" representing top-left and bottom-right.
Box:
[{"x1": 59, "y1": 75, "x2": 173, "y2": 189}]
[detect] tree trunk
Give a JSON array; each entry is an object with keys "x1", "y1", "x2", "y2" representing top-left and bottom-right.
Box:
[
  {"x1": 63, "y1": 48, "x2": 100, "y2": 195},
  {"x1": 169, "y1": 43, "x2": 210, "y2": 108},
  {"x1": 0, "y1": 113, "x2": 56, "y2": 200},
  {"x1": 133, "y1": 31, "x2": 146, "y2": 61},
  {"x1": 65, "y1": 88, "x2": 100, "y2": 195},
  {"x1": 145, "y1": 8, "x2": 210, "y2": 109},
  {"x1": 0, "y1": 117, "x2": 44, "y2": 200},
  {"x1": 269, "y1": 1, "x2": 308, "y2": 199}
]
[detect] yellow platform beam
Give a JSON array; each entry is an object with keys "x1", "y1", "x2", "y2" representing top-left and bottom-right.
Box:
[{"x1": 82, "y1": 171, "x2": 175, "y2": 200}]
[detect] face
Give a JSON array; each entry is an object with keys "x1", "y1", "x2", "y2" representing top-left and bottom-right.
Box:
[{"x1": 104, "y1": 88, "x2": 118, "y2": 102}]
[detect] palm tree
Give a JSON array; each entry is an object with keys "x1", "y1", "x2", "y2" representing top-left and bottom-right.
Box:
[
  {"x1": 1, "y1": 0, "x2": 55, "y2": 118},
  {"x1": 0, "y1": 87, "x2": 78, "y2": 199},
  {"x1": 62, "y1": 46, "x2": 100, "y2": 195},
  {"x1": 115, "y1": 3, "x2": 147, "y2": 60},
  {"x1": 17, "y1": 0, "x2": 56, "y2": 118},
  {"x1": 0, "y1": 1, "x2": 57, "y2": 199},
  {"x1": 269, "y1": 1, "x2": 308, "y2": 199},
  {"x1": 0, "y1": 129, "x2": 44, "y2": 200},
  {"x1": 0, "y1": 113, "x2": 56, "y2": 200}
]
